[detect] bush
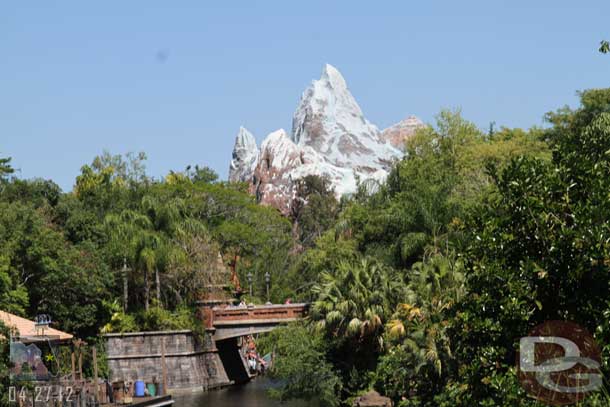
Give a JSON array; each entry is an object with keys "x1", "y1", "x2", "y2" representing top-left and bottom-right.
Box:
[
  {"x1": 138, "y1": 306, "x2": 195, "y2": 331},
  {"x1": 101, "y1": 311, "x2": 138, "y2": 333}
]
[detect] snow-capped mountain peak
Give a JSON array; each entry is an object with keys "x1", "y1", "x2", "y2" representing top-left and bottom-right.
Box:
[
  {"x1": 259, "y1": 129, "x2": 300, "y2": 172},
  {"x1": 228, "y1": 126, "x2": 259, "y2": 183},
  {"x1": 236, "y1": 126, "x2": 257, "y2": 149},
  {"x1": 228, "y1": 64, "x2": 421, "y2": 215},
  {"x1": 291, "y1": 64, "x2": 399, "y2": 172},
  {"x1": 320, "y1": 63, "x2": 348, "y2": 93}
]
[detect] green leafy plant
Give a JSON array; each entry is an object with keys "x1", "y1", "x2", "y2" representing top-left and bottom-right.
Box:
[{"x1": 258, "y1": 323, "x2": 342, "y2": 407}]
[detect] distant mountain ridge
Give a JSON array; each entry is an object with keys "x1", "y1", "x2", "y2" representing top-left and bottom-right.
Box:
[{"x1": 228, "y1": 64, "x2": 424, "y2": 214}]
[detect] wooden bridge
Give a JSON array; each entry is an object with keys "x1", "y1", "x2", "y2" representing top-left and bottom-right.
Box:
[{"x1": 210, "y1": 303, "x2": 309, "y2": 341}]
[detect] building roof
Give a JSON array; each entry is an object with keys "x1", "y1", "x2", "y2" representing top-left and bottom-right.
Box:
[{"x1": 0, "y1": 311, "x2": 73, "y2": 343}]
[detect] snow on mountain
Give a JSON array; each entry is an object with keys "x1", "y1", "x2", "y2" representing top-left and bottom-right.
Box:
[
  {"x1": 228, "y1": 126, "x2": 259, "y2": 183},
  {"x1": 292, "y1": 64, "x2": 401, "y2": 172},
  {"x1": 229, "y1": 64, "x2": 421, "y2": 215},
  {"x1": 380, "y1": 115, "x2": 425, "y2": 151}
]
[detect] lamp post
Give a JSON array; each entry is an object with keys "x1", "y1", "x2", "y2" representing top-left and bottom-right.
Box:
[
  {"x1": 122, "y1": 258, "x2": 129, "y2": 312},
  {"x1": 34, "y1": 314, "x2": 51, "y2": 337},
  {"x1": 264, "y1": 271, "x2": 271, "y2": 304},
  {"x1": 247, "y1": 271, "x2": 253, "y2": 297}
]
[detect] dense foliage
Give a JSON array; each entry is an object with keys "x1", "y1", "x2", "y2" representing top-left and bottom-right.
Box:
[
  {"x1": 2, "y1": 88, "x2": 610, "y2": 406},
  {"x1": 0, "y1": 153, "x2": 298, "y2": 404},
  {"x1": 0, "y1": 153, "x2": 295, "y2": 338},
  {"x1": 268, "y1": 94, "x2": 610, "y2": 406}
]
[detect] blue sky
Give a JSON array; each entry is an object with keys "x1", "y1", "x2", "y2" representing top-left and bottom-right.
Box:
[{"x1": 2, "y1": 1, "x2": 608, "y2": 191}]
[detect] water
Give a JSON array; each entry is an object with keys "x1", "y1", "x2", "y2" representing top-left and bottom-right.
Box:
[{"x1": 174, "y1": 377, "x2": 313, "y2": 407}]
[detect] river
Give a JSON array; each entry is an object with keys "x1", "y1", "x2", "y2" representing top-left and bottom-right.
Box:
[{"x1": 173, "y1": 377, "x2": 312, "y2": 407}]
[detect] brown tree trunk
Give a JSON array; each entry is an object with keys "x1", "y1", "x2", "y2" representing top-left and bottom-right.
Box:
[
  {"x1": 155, "y1": 268, "x2": 161, "y2": 305},
  {"x1": 229, "y1": 254, "x2": 241, "y2": 292},
  {"x1": 123, "y1": 267, "x2": 129, "y2": 312},
  {"x1": 144, "y1": 268, "x2": 150, "y2": 311}
]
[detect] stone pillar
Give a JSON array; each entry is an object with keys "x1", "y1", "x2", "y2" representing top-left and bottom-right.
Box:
[{"x1": 195, "y1": 298, "x2": 232, "y2": 389}]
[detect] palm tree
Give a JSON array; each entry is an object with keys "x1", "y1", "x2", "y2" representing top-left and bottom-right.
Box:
[
  {"x1": 135, "y1": 231, "x2": 164, "y2": 310},
  {"x1": 141, "y1": 194, "x2": 181, "y2": 304},
  {"x1": 141, "y1": 192, "x2": 212, "y2": 306},
  {"x1": 384, "y1": 255, "x2": 464, "y2": 389},
  {"x1": 310, "y1": 258, "x2": 404, "y2": 394},
  {"x1": 106, "y1": 193, "x2": 215, "y2": 311},
  {"x1": 104, "y1": 210, "x2": 152, "y2": 312},
  {"x1": 311, "y1": 258, "x2": 402, "y2": 346},
  {"x1": 404, "y1": 255, "x2": 465, "y2": 312}
]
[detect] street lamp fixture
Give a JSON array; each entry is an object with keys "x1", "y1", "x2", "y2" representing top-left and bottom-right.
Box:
[
  {"x1": 264, "y1": 271, "x2": 271, "y2": 304},
  {"x1": 247, "y1": 271, "x2": 253, "y2": 297},
  {"x1": 122, "y1": 257, "x2": 130, "y2": 312},
  {"x1": 34, "y1": 314, "x2": 52, "y2": 337}
]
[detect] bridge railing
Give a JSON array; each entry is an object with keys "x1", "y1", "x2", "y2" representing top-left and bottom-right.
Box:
[{"x1": 212, "y1": 303, "x2": 309, "y2": 325}]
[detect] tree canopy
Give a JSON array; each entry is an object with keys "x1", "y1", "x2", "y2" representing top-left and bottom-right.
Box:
[{"x1": 3, "y1": 88, "x2": 610, "y2": 406}]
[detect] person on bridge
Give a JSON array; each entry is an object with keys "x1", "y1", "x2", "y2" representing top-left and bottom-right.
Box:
[
  {"x1": 257, "y1": 355, "x2": 267, "y2": 374},
  {"x1": 247, "y1": 351, "x2": 257, "y2": 372},
  {"x1": 247, "y1": 335, "x2": 256, "y2": 352}
]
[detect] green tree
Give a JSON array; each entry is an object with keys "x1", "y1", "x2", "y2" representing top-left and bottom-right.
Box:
[
  {"x1": 258, "y1": 323, "x2": 342, "y2": 407},
  {"x1": 91, "y1": 151, "x2": 149, "y2": 186},
  {"x1": 446, "y1": 89, "x2": 610, "y2": 405},
  {"x1": 311, "y1": 258, "x2": 404, "y2": 395},
  {"x1": 0, "y1": 156, "x2": 13, "y2": 182},
  {"x1": 140, "y1": 191, "x2": 211, "y2": 307},
  {"x1": 311, "y1": 258, "x2": 401, "y2": 342},
  {"x1": 185, "y1": 165, "x2": 219, "y2": 184},
  {"x1": 1, "y1": 178, "x2": 62, "y2": 208},
  {"x1": 376, "y1": 255, "x2": 464, "y2": 406},
  {"x1": 0, "y1": 321, "x2": 12, "y2": 407},
  {"x1": 0, "y1": 200, "x2": 111, "y2": 338},
  {"x1": 291, "y1": 175, "x2": 339, "y2": 249},
  {"x1": 329, "y1": 110, "x2": 548, "y2": 274},
  {"x1": 74, "y1": 151, "x2": 148, "y2": 216},
  {"x1": 104, "y1": 209, "x2": 153, "y2": 311},
  {"x1": 287, "y1": 109, "x2": 548, "y2": 403},
  {"x1": 0, "y1": 253, "x2": 28, "y2": 315}
]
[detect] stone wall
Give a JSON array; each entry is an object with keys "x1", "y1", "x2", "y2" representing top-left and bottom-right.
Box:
[{"x1": 104, "y1": 330, "x2": 230, "y2": 391}]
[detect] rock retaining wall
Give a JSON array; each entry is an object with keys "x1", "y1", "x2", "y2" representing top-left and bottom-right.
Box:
[{"x1": 104, "y1": 330, "x2": 230, "y2": 391}]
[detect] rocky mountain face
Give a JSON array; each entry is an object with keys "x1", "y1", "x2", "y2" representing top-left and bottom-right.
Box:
[
  {"x1": 228, "y1": 64, "x2": 423, "y2": 215},
  {"x1": 251, "y1": 129, "x2": 302, "y2": 213},
  {"x1": 380, "y1": 115, "x2": 425, "y2": 151}
]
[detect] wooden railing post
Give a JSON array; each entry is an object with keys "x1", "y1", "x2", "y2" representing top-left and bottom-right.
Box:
[
  {"x1": 93, "y1": 347, "x2": 99, "y2": 403},
  {"x1": 161, "y1": 337, "x2": 168, "y2": 395},
  {"x1": 78, "y1": 352, "x2": 83, "y2": 380},
  {"x1": 71, "y1": 352, "x2": 76, "y2": 381}
]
